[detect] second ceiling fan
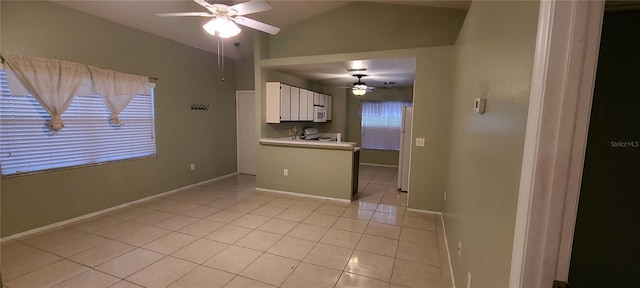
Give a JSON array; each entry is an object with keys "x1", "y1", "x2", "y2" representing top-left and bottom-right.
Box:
[{"x1": 157, "y1": 0, "x2": 281, "y2": 38}]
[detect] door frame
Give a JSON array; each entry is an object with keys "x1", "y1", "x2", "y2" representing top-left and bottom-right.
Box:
[
  {"x1": 236, "y1": 90, "x2": 256, "y2": 174},
  {"x1": 509, "y1": 0, "x2": 605, "y2": 287}
]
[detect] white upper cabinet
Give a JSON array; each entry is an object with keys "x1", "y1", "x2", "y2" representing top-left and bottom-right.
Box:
[
  {"x1": 280, "y1": 83, "x2": 291, "y2": 121},
  {"x1": 299, "y1": 89, "x2": 311, "y2": 121},
  {"x1": 313, "y1": 92, "x2": 325, "y2": 106},
  {"x1": 325, "y1": 94, "x2": 332, "y2": 121},
  {"x1": 290, "y1": 87, "x2": 300, "y2": 121}
]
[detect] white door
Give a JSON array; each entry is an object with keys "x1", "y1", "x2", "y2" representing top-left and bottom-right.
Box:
[{"x1": 236, "y1": 91, "x2": 257, "y2": 175}]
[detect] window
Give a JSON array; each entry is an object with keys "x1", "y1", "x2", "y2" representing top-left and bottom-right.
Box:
[
  {"x1": 361, "y1": 101, "x2": 412, "y2": 150},
  {"x1": 0, "y1": 70, "x2": 156, "y2": 176}
]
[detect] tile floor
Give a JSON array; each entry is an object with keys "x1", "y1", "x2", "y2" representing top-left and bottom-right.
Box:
[{"x1": 1, "y1": 165, "x2": 453, "y2": 288}]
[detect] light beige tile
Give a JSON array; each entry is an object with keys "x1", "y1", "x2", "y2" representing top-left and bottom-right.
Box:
[
  {"x1": 276, "y1": 208, "x2": 313, "y2": 222},
  {"x1": 1, "y1": 241, "x2": 63, "y2": 280},
  {"x1": 316, "y1": 204, "x2": 348, "y2": 216},
  {"x1": 110, "y1": 281, "x2": 143, "y2": 288},
  {"x1": 391, "y1": 259, "x2": 442, "y2": 288},
  {"x1": 404, "y1": 210, "x2": 437, "y2": 220},
  {"x1": 246, "y1": 194, "x2": 277, "y2": 205},
  {"x1": 235, "y1": 230, "x2": 282, "y2": 251},
  {"x1": 96, "y1": 248, "x2": 164, "y2": 278},
  {"x1": 168, "y1": 266, "x2": 234, "y2": 288},
  {"x1": 46, "y1": 234, "x2": 108, "y2": 258},
  {"x1": 95, "y1": 221, "x2": 147, "y2": 240},
  {"x1": 356, "y1": 234, "x2": 398, "y2": 258},
  {"x1": 344, "y1": 251, "x2": 395, "y2": 282},
  {"x1": 287, "y1": 223, "x2": 329, "y2": 242},
  {"x1": 281, "y1": 262, "x2": 342, "y2": 288},
  {"x1": 332, "y1": 217, "x2": 369, "y2": 233},
  {"x1": 172, "y1": 238, "x2": 229, "y2": 264},
  {"x1": 21, "y1": 228, "x2": 90, "y2": 251},
  {"x1": 205, "y1": 224, "x2": 253, "y2": 244},
  {"x1": 118, "y1": 225, "x2": 171, "y2": 247},
  {"x1": 240, "y1": 253, "x2": 300, "y2": 286},
  {"x1": 269, "y1": 198, "x2": 298, "y2": 208},
  {"x1": 132, "y1": 211, "x2": 176, "y2": 225},
  {"x1": 364, "y1": 222, "x2": 402, "y2": 240},
  {"x1": 350, "y1": 201, "x2": 379, "y2": 211},
  {"x1": 109, "y1": 207, "x2": 154, "y2": 221},
  {"x1": 206, "y1": 210, "x2": 246, "y2": 223},
  {"x1": 267, "y1": 236, "x2": 316, "y2": 261},
  {"x1": 396, "y1": 241, "x2": 440, "y2": 267},
  {"x1": 227, "y1": 202, "x2": 262, "y2": 213},
  {"x1": 402, "y1": 216, "x2": 437, "y2": 232},
  {"x1": 376, "y1": 204, "x2": 406, "y2": 215},
  {"x1": 257, "y1": 218, "x2": 298, "y2": 235},
  {"x1": 153, "y1": 215, "x2": 199, "y2": 231},
  {"x1": 52, "y1": 269, "x2": 119, "y2": 288},
  {"x1": 6, "y1": 260, "x2": 88, "y2": 288},
  {"x1": 161, "y1": 202, "x2": 201, "y2": 215},
  {"x1": 371, "y1": 212, "x2": 404, "y2": 226},
  {"x1": 68, "y1": 240, "x2": 135, "y2": 267},
  {"x1": 205, "y1": 198, "x2": 239, "y2": 209},
  {"x1": 223, "y1": 276, "x2": 277, "y2": 288},
  {"x1": 180, "y1": 205, "x2": 223, "y2": 218},
  {"x1": 143, "y1": 232, "x2": 197, "y2": 255},
  {"x1": 341, "y1": 208, "x2": 374, "y2": 221},
  {"x1": 336, "y1": 272, "x2": 390, "y2": 288},
  {"x1": 231, "y1": 214, "x2": 271, "y2": 229},
  {"x1": 72, "y1": 216, "x2": 125, "y2": 233},
  {"x1": 320, "y1": 229, "x2": 362, "y2": 249},
  {"x1": 140, "y1": 198, "x2": 180, "y2": 210},
  {"x1": 178, "y1": 219, "x2": 225, "y2": 237},
  {"x1": 250, "y1": 204, "x2": 287, "y2": 217},
  {"x1": 303, "y1": 243, "x2": 353, "y2": 270},
  {"x1": 203, "y1": 245, "x2": 262, "y2": 274},
  {"x1": 126, "y1": 257, "x2": 197, "y2": 288},
  {"x1": 399, "y1": 227, "x2": 439, "y2": 248},
  {"x1": 302, "y1": 213, "x2": 339, "y2": 228},
  {"x1": 389, "y1": 284, "x2": 410, "y2": 288}
]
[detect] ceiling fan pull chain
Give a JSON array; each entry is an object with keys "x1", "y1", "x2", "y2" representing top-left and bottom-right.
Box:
[{"x1": 221, "y1": 36, "x2": 225, "y2": 81}]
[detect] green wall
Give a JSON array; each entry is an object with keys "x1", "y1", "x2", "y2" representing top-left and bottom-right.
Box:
[
  {"x1": 443, "y1": 1, "x2": 539, "y2": 287},
  {"x1": 267, "y1": 2, "x2": 467, "y2": 58},
  {"x1": 1, "y1": 1, "x2": 238, "y2": 237},
  {"x1": 347, "y1": 86, "x2": 414, "y2": 166}
]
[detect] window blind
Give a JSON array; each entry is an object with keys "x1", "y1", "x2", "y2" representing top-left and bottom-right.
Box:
[
  {"x1": 361, "y1": 101, "x2": 412, "y2": 151},
  {"x1": 0, "y1": 70, "x2": 156, "y2": 176}
]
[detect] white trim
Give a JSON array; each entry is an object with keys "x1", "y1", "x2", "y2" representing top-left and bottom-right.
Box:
[
  {"x1": 1, "y1": 172, "x2": 238, "y2": 242},
  {"x1": 510, "y1": 0, "x2": 604, "y2": 287},
  {"x1": 439, "y1": 212, "x2": 456, "y2": 288},
  {"x1": 406, "y1": 207, "x2": 442, "y2": 215},
  {"x1": 255, "y1": 188, "x2": 351, "y2": 203},
  {"x1": 359, "y1": 163, "x2": 399, "y2": 168}
]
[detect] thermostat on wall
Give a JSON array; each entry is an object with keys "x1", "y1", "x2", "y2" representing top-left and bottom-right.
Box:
[{"x1": 474, "y1": 98, "x2": 486, "y2": 113}]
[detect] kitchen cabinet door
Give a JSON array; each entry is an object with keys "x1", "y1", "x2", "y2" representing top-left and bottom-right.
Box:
[
  {"x1": 266, "y1": 82, "x2": 281, "y2": 123},
  {"x1": 299, "y1": 89, "x2": 309, "y2": 121},
  {"x1": 325, "y1": 95, "x2": 332, "y2": 121},
  {"x1": 280, "y1": 83, "x2": 291, "y2": 121},
  {"x1": 313, "y1": 92, "x2": 325, "y2": 106},
  {"x1": 290, "y1": 87, "x2": 300, "y2": 121}
]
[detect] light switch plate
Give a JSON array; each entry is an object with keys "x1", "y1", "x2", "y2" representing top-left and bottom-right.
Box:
[
  {"x1": 416, "y1": 138, "x2": 425, "y2": 147},
  {"x1": 474, "y1": 98, "x2": 486, "y2": 113}
]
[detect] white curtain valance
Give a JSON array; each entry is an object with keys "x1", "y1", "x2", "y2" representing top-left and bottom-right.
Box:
[
  {"x1": 3, "y1": 55, "x2": 152, "y2": 131},
  {"x1": 4, "y1": 55, "x2": 90, "y2": 132},
  {"x1": 88, "y1": 65, "x2": 150, "y2": 126}
]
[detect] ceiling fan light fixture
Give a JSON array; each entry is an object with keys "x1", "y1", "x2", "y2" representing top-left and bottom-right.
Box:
[
  {"x1": 203, "y1": 17, "x2": 241, "y2": 38},
  {"x1": 352, "y1": 87, "x2": 367, "y2": 96}
]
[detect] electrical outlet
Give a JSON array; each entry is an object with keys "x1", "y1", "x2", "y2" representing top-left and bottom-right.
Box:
[
  {"x1": 467, "y1": 272, "x2": 472, "y2": 288},
  {"x1": 190, "y1": 164, "x2": 195, "y2": 170},
  {"x1": 416, "y1": 138, "x2": 425, "y2": 147},
  {"x1": 283, "y1": 169, "x2": 288, "y2": 176},
  {"x1": 458, "y1": 241, "x2": 462, "y2": 258},
  {"x1": 444, "y1": 190, "x2": 447, "y2": 201}
]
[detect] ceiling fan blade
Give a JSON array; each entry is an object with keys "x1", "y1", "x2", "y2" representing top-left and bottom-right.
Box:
[
  {"x1": 229, "y1": 0, "x2": 272, "y2": 15},
  {"x1": 156, "y1": 12, "x2": 213, "y2": 17},
  {"x1": 233, "y1": 17, "x2": 280, "y2": 35},
  {"x1": 194, "y1": 0, "x2": 219, "y2": 14}
]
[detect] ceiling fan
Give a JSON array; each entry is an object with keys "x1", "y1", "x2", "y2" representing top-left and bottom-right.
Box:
[
  {"x1": 351, "y1": 74, "x2": 373, "y2": 96},
  {"x1": 156, "y1": 0, "x2": 281, "y2": 38}
]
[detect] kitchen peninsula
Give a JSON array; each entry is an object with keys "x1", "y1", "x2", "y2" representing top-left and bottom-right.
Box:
[{"x1": 257, "y1": 138, "x2": 360, "y2": 201}]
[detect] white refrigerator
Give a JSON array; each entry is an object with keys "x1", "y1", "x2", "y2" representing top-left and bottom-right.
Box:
[{"x1": 398, "y1": 106, "x2": 413, "y2": 192}]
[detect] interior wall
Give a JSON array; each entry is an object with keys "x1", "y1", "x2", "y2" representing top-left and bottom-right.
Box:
[
  {"x1": 347, "y1": 86, "x2": 414, "y2": 166},
  {"x1": 0, "y1": 1, "x2": 238, "y2": 237},
  {"x1": 267, "y1": 2, "x2": 467, "y2": 58},
  {"x1": 443, "y1": 1, "x2": 539, "y2": 287},
  {"x1": 235, "y1": 56, "x2": 255, "y2": 90}
]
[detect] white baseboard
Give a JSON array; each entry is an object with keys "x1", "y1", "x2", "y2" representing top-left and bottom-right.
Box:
[
  {"x1": 407, "y1": 207, "x2": 443, "y2": 215},
  {"x1": 360, "y1": 163, "x2": 399, "y2": 168},
  {"x1": 255, "y1": 187, "x2": 351, "y2": 203},
  {"x1": 1, "y1": 172, "x2": 238, "y2": 242},
  {"x1": 441, "y1": 214, "x2": 456, "y2": 288}
]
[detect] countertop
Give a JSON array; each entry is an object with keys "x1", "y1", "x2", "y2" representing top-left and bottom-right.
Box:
[{"x1": 259, "y1": 137, "x2": 360, "y2": 151}]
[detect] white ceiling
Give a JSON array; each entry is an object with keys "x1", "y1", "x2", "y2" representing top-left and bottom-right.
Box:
[{"x1": 52, "y1": 0, "x2": 468, "y2": 89}]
